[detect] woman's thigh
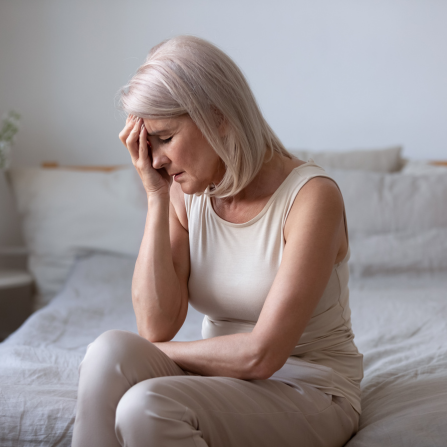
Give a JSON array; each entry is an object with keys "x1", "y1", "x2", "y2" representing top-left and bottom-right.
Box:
[
  {"x1": 115, "y1": 374, "x2": 358, "y2": 447},
  {"x1": 72, "y1": 329, "x2": 188, "y2": 447}
]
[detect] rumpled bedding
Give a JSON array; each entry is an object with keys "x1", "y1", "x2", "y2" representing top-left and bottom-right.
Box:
[
  {"x1": 0, "y1": 253, "x2": 446, "y2": 446},
  {"x1": 346, "y1": 274, "x2": 447, "y2": 447}
]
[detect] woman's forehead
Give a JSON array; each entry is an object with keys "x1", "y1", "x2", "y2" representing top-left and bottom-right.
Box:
[{"x1": 143, "y1": 116, "x2": 189, "y2": 135}]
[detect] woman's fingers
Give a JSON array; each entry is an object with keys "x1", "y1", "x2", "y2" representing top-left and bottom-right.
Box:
[
  {"x1": 119, "y1": 115, "x2": 138, "y2": 148},
  {"x1": 139, "y1": 123, "x2": 150, "y2": 163},
  {"x1": 125, "y1": 118, "x2": 143, "y2": 164},
  {"x1": 119, "y1": 116, "x2": 155, "y2": 173}
]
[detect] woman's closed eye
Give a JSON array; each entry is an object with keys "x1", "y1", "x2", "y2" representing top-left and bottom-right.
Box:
[{"x1": 160, "y1": 136, "x2": 173, "y2": 144}]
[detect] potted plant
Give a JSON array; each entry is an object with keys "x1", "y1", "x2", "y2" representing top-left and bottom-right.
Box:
[{"x1": 0, "y1": 111, "x2": 21, "y2": 171}]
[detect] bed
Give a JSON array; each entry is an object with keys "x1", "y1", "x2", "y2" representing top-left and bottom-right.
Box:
[{"x1": 1, "y1": 147, "x2": 446, "y2": 446}]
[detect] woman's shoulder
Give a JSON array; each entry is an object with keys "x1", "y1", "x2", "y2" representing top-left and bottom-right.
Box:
[
  {"x1": 283, "y1": 155, "x2": 307, "y2": 173},
  {"x1": 285, "y1": 156, "x2": 341, "y2": 190},
  {"x1": 283, "y1": 167, "x2": 345, "y2": 242},
  {"x1": 279, "y1": 156, "x2": 340, "y2": 197}
]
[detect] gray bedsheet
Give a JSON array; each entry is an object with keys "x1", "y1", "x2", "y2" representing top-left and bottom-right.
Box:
[{"x1": 0, "y1": 252, "x2": 446, "y2": 446}]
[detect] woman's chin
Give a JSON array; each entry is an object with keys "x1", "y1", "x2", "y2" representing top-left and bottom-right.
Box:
[
  {"x1": 178, "y1": 181, "x2": 194, "y2": 195},
  {"x1": 179, "y1": 181, "x2": 207, "y2": 196}
]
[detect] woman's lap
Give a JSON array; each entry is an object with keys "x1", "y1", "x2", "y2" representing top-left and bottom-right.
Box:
[
  {"x1": 72, "y1": 330, "x2": 358, "y2": 447},
  {"x1": 116, "y1": 374, "x2": 357, "y2": 447}
]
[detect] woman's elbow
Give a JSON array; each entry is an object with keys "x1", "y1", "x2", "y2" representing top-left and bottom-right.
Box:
[
  {"x1": 247, "y1": 366, "x2": 273, "y2": 381},
  {"x1": 244, "y1": 348, "x2": 281, "y2": 381}
]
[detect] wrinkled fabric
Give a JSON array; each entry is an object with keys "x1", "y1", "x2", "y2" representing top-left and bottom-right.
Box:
[
  {"x1": 1, "y1": 254, "x2": 447, "y2": 446},
  {"x1": 72, "y1": 329, "x2": 359, "y2": 447}
]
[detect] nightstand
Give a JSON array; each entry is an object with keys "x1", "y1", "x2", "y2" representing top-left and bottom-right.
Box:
[{"x1": 0, "y1": 269, "x2": 34, "y2": 341}]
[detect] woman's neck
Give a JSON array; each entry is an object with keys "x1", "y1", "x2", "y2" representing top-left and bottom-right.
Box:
[{"x1": 211, "y1": 151, "x2": 302, "y2": 220}]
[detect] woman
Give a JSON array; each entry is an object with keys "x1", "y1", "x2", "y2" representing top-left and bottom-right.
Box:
[{"x1": 72, "y1": 36, "x2": 363, "y2": 447}]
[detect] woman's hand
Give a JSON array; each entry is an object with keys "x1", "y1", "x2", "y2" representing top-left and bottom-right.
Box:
[{"x1": 119, "y1": 114, "x2": 172, "y2": 197}]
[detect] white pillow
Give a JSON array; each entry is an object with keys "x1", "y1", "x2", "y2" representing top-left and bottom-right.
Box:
[
  {"x1": 349, "y1": 228, "x2": 447, "y2": 277},
  {"x1": 10, "y1": 167, "x2": 147, "y2": 307},
  {"x1": 289, "y1": 146, "x2": 403, "y2": 172},
  {"x1": 325, "y1": 168, "x2": 447, "y2": 275},
  {"x1": 11, "y1": 162, "x2": 447, "y2": 302},
  {"x1": 326, "y1": 168, "x2": 447, "y2": 237}
]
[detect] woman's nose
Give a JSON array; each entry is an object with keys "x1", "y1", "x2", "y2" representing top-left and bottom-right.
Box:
[{"x1": 151, "y1": 149, "x2": 170, "y2": 170}]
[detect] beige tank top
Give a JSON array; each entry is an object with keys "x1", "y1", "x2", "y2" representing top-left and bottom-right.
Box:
[{"x1": 184, "y1": 160, "x2": 363, "y2": 414}]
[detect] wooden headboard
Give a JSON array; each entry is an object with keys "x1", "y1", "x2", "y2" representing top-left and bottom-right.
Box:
[{"x1": 41, "y1": 162, "x2": 129, "y2": 172}]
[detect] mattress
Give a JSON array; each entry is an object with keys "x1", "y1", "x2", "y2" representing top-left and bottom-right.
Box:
[{"x1": 0, "y1": 252, "x2": 446, "y2": 446}]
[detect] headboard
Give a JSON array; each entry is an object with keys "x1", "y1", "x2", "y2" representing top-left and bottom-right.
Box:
[{"x1": 41, "y1": 162, "x2": 129, "y2": 172}]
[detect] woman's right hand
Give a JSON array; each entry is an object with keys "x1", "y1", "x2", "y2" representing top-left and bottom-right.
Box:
[{"x1": 119, "y1": 114, "x2": 172, "y2": 197}]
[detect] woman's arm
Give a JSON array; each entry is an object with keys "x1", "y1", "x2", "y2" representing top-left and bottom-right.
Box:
[
  {"x1": 132, "y1": 194, "x2": 190, "y2": 342},
  {"x1": 154, "y1": 177, "x2": 346, "y2": 380},
  {"x1": 119, "y1": 116, "x2": 190, "y2": 342}
]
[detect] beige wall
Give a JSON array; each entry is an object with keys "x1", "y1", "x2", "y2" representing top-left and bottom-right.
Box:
[{"x1": 1, "y1": 0, "x2": 447, "y2": 169}]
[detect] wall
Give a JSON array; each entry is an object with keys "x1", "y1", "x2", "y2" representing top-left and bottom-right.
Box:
[{"x1": 0, "y1": 0, "x2": 446, "y2": 169}]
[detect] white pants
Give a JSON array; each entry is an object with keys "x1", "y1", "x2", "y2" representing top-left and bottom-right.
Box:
[{"x1": 72, "y1": 330, "x2": 359, "y2": 447}]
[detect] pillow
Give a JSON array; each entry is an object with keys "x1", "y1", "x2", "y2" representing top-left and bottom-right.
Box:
[
  {"x1": 325, "y1": 168, "x2": 447, "y2": 237},
  {"x1": 349, "y1": 228, "x2": 447, "y2": 277},
  {"x1": 289, "y1": 146, "x2": 403, "y2": 172},
  {"x1": 325, "y1": 168, "x2": 447, "y2": 276},
  {"x1": 11, "y1": 163, "x2": 447, "y2": 302},
  {"x1": 10, "y1": 166, "x2": 147, "y2": 307}
]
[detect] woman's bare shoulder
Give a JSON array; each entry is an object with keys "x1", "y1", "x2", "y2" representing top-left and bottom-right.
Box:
[{"x1": 284, "y1": 176, "x2": 345, "y2": 242}]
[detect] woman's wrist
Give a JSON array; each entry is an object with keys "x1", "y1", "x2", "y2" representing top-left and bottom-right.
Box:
[{"x1": 147, "y1": 192, "x2": 170, "y2": 207}]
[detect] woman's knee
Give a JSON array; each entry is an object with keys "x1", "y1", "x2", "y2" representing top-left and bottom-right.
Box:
[
  {"x1": 89, "y1": 329, "x2": 140, "y2": 352},
  {"x1": 80, "y1": 329, "x2": 156, "y2": 373},
  {"x1": 115, "y1": 378, "x2": 191, "y2": 444}
]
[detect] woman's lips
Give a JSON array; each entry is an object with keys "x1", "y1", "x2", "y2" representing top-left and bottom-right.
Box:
[{"x1": 173, "y1": 172, "x2": 184, "y2": 181}]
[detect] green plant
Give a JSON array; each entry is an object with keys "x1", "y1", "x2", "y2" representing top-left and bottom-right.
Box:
[{"x1": 0, "y1": 110, "x2": 21, "y2": 170}]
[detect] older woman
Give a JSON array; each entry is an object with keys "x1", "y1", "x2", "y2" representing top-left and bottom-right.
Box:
[{"x1": 72, "y1": 36, "x2": 363, "y2": 447}]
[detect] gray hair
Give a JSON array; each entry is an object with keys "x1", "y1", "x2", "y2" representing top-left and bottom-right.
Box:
[{"x1": 118, "y1": 35, "x2": 292, "y2": 198}]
